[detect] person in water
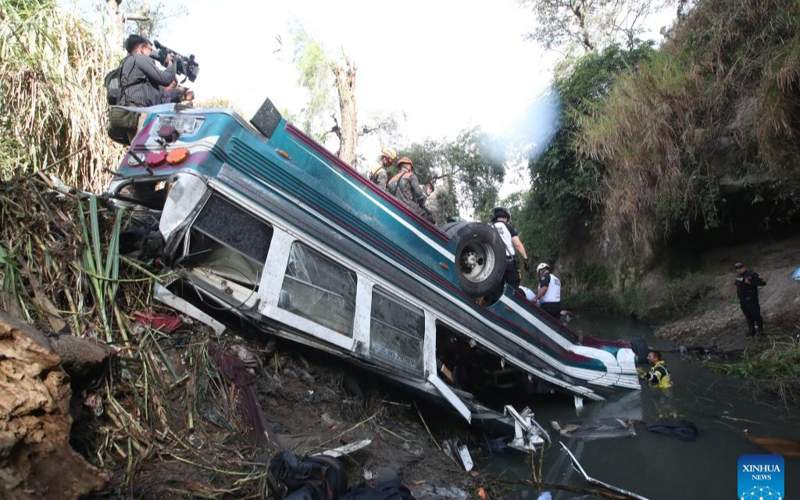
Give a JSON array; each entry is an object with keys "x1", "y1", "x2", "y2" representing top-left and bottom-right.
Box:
[{"x1": 641, "y1": 350, "x2": 672, "y2": 389}]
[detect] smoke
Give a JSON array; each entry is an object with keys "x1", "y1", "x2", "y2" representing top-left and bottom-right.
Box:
[
  {"x1": 506, "y1": 89, "x2": 562, "y2": 162},
  {"x1": 488, "y1": 89, "x2": 562, "y2": 199}
]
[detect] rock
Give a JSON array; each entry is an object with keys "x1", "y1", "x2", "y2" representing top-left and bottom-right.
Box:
[{"x1": 0, "y1": 312, "x2": 108, "y2": 499}]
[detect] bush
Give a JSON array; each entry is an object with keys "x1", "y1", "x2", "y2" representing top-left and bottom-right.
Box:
[
  {"x1": 0, "y1": 0, "x2": 120, "y2": 190},
  {"x1": 578, "y1": 0, "x2": 800, "y2": 263}
]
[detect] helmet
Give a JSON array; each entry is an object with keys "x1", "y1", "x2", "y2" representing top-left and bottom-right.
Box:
[
  {"x1": 381, "y1": 147, "x2": 398, "y2": 162},
  {"x1": 536, "y1": 263, "x2": 550, "y2": 272},
  {"x1": 397, "y1": 156, "x2": 413, "y2": 168},
  {"x1": 491, "y1": 207, "x2": 510, "y2": 221}
]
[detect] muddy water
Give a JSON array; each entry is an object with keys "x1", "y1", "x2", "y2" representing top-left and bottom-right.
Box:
[{"x1": 483, "y1": 314, "x2": 800, "y2": 499}]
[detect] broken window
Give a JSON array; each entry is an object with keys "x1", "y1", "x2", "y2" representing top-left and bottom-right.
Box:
[
  {"x1": 369, "y1": 287, "x2": 424, "y2": 374},
  {"x1": 278, "y1": 242, "x2": 356, "y2": 336},
  {"x1": 181, "y1": 193, "x2": 272, "y2": 288}
]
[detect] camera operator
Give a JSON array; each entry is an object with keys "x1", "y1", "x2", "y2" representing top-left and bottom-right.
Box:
[{"x1": 116, "y1": 35, "x2": 179, "y2": 136}]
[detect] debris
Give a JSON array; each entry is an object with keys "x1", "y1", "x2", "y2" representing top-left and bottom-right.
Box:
[
  {"x1": 792, "y1": 266, "x2": 800, "y2": 281},
  {"x1": 321, "y1": 439, "x2": 373, "y2": 458},
  {"x1": 536, "y1": 493, "x2": 552, "y2": 500},
  {"x1": 132, "y1": 310, "x2": 183, "y2": 333},
  {"x1": 413, "y1": 484, "x2": 468, "y2": 500},
  {"x1": 153, "y1": 283, "x2": 225, "y2": 335},
  {"x1": 645, "y1": 420, "x2": 699, "y2": 441},
  {"x1": 457, "y1": 444, "x2": 474, "y2": 472},
  {"x1": 550, "y1": 418, "x2": 636, "y2": 440},
  {"x1": 442, "y1": 439, "x2": 474, "y2": 471},
  {"x1": 268, "y1": 450, "x2": 348, "y2": 500},
  {"x1": 745, "y1": 435, "x2": 800, "y2": 457},
  {"x1": 560, "y1": 441, "x2": 649, "y2": 500},
  {"x1": 210, "y1": 344, "x2": 285, "y2": 449},
  {"x1": 0, "y1": 312, "x2": 108, "y2": 499},
  {"x1": 503, "y1": 405, "x2": 548, "y2": 452},
  {"x1": 341, "y1": 477, "x2": 415, "y2": 500}
]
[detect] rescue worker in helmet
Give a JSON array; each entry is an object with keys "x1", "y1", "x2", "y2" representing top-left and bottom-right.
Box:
[
  {"x1": 490, "y1": 207, "x2": 528, "y2": 289},
  {"x1": 369, "y1": 147, "x2": 397, "y2": 190},
  {"x1": 535, "y1": 263, "x2": 562, "y2": 318},
  {"x1": 640, "y1": 350, "x2": 672, "y2": 389},
  {"x1": 388, "y1": 157, "x2": 430, "y2": 219}
]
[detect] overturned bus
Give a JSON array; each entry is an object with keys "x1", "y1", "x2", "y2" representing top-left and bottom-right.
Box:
[{"x1": 106, "y1": 99, "x2": 640, "y2": 424}]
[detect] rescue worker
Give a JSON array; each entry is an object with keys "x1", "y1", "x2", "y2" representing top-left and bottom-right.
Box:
[
  {"x1": 735, "y1": 261, "x2": 766, "y2": 337},
  {"x1": 491, "y1": 207, "x2": 528, "y2": 289},
  {"x1": 369, "y1": 147, "x2": 397, "y2": 190},
  {"x1": 640, "y1": 350, "x2": 672, "y2": 389},
  {"x1": 424, "y1": 179, "x2": 448, "y2": 226},
  {"x1": 387, "y1": 157, "x2": 429, "y2": 218},
  {"x1": 536, "y1": 263, "x2": 562, "y2": 318}
]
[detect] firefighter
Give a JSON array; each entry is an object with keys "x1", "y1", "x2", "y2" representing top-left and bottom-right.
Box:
[
  {"x1": 387, "y1": 157, "x2": 429, "y2": 218},
  {"x1": 640, "y1": 350, "x2": 672, "y2": 389},
  {"x1": 369, "y1": 147, "x2": 397, "y2": 190}
]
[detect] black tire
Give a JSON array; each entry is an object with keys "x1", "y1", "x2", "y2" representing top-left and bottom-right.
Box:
[{"x1": 452, "y1": 223, "x2": 507, "y2": 298}]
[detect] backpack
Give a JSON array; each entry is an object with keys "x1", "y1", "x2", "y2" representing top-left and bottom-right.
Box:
[
  {"x1": 104, "y1": 56, "x2": 131, "y2": 105},
  {"x1": 105, "y1": 56, "x2": 141, "y2": 145}
]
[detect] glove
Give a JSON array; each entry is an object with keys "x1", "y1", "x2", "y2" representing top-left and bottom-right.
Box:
[{"x1": 523, "y1": 259, "x2": 530, "y2": 271}]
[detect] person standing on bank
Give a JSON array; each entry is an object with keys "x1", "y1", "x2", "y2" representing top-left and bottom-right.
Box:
[
  {"x1": 536, "y1": 263, "x2": 562, "y2": 318},
  {"x1": 735, "y1": 261, "x2": 766, "y2": 336},
  {"x1": 490, "y1": 207, "x2": 528, "y2": 289}
]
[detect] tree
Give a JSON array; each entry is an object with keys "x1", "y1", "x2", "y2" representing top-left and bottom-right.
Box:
[
  {"x1": 290, "y1": 26, "x2": 398, "y2": 167},
  {"x1": 521, "y1": 0, "x2": 672, "y2": 53},
  {"x1": 399, "y1": 127, "x2": 506, "y2": 221},
  {"x1": 518, "y1": 42, "x2": 655, "y2": 263}
]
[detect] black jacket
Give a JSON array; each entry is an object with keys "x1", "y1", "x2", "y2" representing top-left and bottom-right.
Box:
[
  {"x1": 736, "y1": 270, "x2": 766, "y2": 302},
  {"x1": 119, "y1": 55, "x2": 176, "y2": 107}
]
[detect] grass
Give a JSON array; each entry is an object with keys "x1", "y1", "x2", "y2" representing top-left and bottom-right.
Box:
[
  {"x1": 709, "y1": 330, "x2": 800, "y2": 408},
  {"x1": 575, "y1": 0, "x2": 800, "y2": 262},
  {"x1": 0, "y1": 0, "x2": 121, "y2": 190}
]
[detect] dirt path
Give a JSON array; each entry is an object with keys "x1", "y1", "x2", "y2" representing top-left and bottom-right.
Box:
[{"x1": 656, "y1": 235, "x2": 800, "y2": 350}]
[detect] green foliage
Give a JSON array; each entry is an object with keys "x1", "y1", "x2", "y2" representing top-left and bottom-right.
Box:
[
  {"x1": 516, "y1": 42, "x2": 656, "y2": 268},
  {"x1": 711, "y1": 333, "x2": 800, "y2": 406},
  {"x1": 0, "y1": 0, "x2": 120, "y2": 190},
  {"x1": 579, "y1": 0, "x2": 800, "y2": 261},
  {"x1": 290, "y1": 26, "x2": 335, "y2": 140}
]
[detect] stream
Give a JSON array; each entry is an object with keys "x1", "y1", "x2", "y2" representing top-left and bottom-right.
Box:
[{"x1": 482, "y1": 313, "x2": 800, "y2": 499}]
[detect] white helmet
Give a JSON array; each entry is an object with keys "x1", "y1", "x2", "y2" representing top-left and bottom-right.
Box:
[{"x1": 536, "y1": 262, "x2": 550, "y2": 272}]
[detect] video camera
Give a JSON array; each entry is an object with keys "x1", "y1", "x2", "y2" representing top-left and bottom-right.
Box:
[{"x1": 150, "y1": 40, "x2": 199, "y2": 82}]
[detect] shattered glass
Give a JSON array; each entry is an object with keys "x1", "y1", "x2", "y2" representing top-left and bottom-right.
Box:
[
  {"x1": 278, "y1": 243, "x2": 356, "y2": 336},
  {"x1": 369, "y1": 287, "x2": 424, "y2": 374}
]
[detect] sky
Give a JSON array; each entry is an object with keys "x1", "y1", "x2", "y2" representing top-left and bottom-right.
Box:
[{"x1": 67, "y1": 0, "x2": 676, "y2": 197}]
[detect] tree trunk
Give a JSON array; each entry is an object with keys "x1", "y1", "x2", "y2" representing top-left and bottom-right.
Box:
[
  {"x1": 0, "y1": 312, "x2": 109, "y2": 499},
  {"x1": 331, "y1": 56, "x2": 358, "y2": 166}
]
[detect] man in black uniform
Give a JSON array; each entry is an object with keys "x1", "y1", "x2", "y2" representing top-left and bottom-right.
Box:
[
  {"x1": 490, "y1": 207, "x2": 528, "y2": 289},
  {"x1": 734, "y1": 261, "x2": 766, "y2": 337}
]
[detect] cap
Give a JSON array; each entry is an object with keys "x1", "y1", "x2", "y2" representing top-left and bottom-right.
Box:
[{"x1": 734, "y1": 262, "x2": 744, "y2": 269}]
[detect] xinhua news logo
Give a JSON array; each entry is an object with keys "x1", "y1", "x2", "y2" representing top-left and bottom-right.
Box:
[{"x1": 737, "y1": 455, "x2": 784, "y2": 500}]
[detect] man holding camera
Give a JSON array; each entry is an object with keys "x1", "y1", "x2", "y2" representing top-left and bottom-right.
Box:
[{"x1": 120, "y1": 34, "x2": 178, "y2": 110}]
